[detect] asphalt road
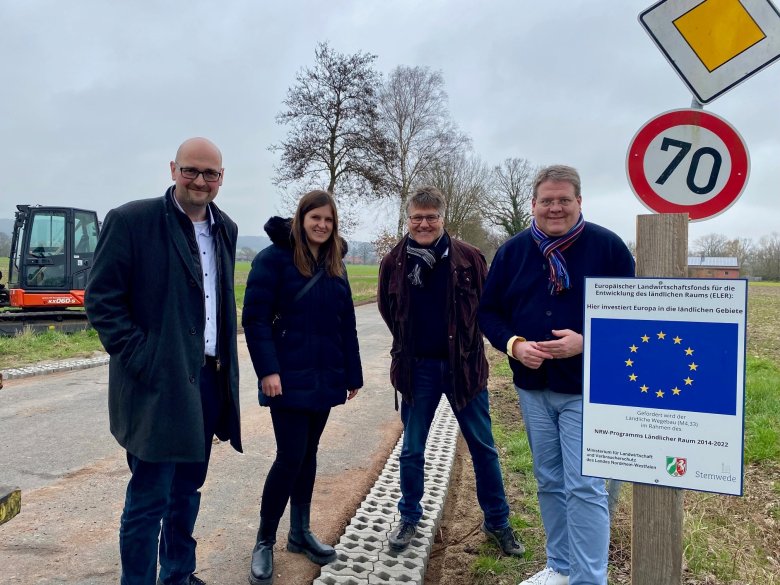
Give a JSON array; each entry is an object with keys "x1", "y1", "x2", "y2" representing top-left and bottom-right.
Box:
[{"x1": 0, "y1": 303, "x2": 402, "y2": 585}]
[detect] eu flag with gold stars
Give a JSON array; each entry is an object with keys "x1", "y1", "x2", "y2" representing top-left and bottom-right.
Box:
[{"x1": 588, "y1": 318, "x2": 738, "y2": 415}]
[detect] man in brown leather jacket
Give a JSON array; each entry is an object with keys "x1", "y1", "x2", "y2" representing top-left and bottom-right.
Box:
[{"x1": 377, "y1": 186, "x2": 523, "y2": 556}]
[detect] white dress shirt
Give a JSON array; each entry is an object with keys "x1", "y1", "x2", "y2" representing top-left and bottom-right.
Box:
[{"x1": 174, "y1": 197, "x2": 218, "y2": 357}]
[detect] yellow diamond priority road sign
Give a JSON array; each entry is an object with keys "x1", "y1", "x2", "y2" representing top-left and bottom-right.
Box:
[{"x1": 640, "y1": 0, "x2": 780, "y2": 103}]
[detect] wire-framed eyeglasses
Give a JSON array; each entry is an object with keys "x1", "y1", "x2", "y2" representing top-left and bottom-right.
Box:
[{"x1": 536, "y1": 197, "x2": 577, "y2": 208}]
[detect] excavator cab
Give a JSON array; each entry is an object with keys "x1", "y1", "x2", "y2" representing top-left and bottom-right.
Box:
[{"x1": 1, "y1": 205, "x2": 100, "y2": 309}]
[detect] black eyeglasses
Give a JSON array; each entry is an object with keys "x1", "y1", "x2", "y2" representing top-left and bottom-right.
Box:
[
  {"x1": 176, "y1": 164, "x2": 222, "y2": 182},
  {"x1": 408, "y1": 214, "x2": 441, "y2": 225}
]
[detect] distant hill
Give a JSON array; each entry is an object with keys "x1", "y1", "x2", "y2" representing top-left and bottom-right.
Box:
[
  {"x1": 0, "y1": 220, "x2": 376, "y2": 263},
  {"x1": 237, "y1": 235, "x2": 271, "y2": 252},
  {"x1": 0, "y1": 217, "x2": 271, "y2": 248}
]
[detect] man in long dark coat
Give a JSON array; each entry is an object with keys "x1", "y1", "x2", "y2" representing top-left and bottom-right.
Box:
[{"x1": 85, "y1": 137, "x2": 242, "y2": 585}]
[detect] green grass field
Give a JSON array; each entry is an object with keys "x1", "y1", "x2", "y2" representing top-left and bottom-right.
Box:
[
  {"x1": 345, "y1": 264, "x2": 380, "y2": 303},
  {"x1": 233, "y1": 261, "x2": 377, "y2": 316}
]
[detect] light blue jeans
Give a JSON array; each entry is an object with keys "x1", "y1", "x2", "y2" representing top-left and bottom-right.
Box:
[{"x1": 517, "y1": 387, "x2": 609, "y2": 585}]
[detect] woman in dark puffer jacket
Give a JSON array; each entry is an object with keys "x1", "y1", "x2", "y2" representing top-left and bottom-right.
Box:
[{"x1": 243, "y1": 190, "x2": 363, "y2": 585}]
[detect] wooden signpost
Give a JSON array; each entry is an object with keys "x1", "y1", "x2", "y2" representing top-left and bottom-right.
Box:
[{"x1": 632, "y1": 213, "x2": 688, "y2": 584}]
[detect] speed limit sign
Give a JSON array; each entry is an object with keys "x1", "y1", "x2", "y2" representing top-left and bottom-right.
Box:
[{"x1": 626, "y1": 109, "x2": 749, "y2": 221}]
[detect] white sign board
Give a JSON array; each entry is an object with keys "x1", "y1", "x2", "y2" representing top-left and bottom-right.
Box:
[
  {"x1": 640, "y1": 0, "x2": 780, "y2": 103},
  {"x1": 582, "y1": 277, "x2": 746, "y2": 495}
]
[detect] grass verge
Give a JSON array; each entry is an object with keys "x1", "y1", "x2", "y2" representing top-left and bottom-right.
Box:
[{"x1": 0, "y1": 327, "x2": 103, "y2": 370}]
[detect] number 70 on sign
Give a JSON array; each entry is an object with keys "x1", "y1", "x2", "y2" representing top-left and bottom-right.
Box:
[{"x1": 626, "y1": 109, "x2": 750, "y2": 221}]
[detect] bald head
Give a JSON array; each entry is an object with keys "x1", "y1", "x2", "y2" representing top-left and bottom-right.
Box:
[{"x1": 175, "y1": 137, "x2": 222, "y2": 167}]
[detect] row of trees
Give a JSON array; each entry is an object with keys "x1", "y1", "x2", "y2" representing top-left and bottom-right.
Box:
[
  {"x1": 271, "y1": 42, "x2": 537, "y2": 256},
  {"x1": 0, "y1": 233, "x2": 10, "y2": 257},
  {"x1": 268, "y1": 43, "x2": 780, "y2": 279},
  {"x1": 690, "y1": 233, "x2": 780, "y2": 281}
]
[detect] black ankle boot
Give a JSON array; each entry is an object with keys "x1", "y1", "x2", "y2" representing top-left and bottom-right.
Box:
[
  {"x1": 287, "y1": 503, "x2": 336, "y2": 565},
  {"x1": 249, "y1": 518, "x2": 277, "y2": 585}
]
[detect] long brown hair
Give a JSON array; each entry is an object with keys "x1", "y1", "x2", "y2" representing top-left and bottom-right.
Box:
[{"x1": 290, "y1": 190, "x2": 345, "y2": 278}]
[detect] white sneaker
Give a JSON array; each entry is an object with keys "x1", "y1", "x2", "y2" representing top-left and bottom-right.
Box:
[{"x1": 518, "y1": 566, "x2": 569, "y2": 585}]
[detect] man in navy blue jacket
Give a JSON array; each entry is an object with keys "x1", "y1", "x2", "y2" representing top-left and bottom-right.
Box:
[{"x1": 479, "y1": 165, "x2": 634, "y2": 585}]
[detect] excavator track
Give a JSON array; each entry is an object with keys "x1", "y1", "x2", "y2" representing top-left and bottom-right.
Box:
[{"x1": 0, "y1": 310, "x2": 90, "y2": 337}]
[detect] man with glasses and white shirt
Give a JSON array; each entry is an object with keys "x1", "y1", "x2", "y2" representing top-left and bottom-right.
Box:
[
  {"x1": 479, "y1": 165, "x2": 634, "y2": 585},
  {"x1": 378, "y1": 186, "x2": 524, "y2": 558},
  {"x1": 86, "y1": 137, "x2": 242, "y2": 585}
]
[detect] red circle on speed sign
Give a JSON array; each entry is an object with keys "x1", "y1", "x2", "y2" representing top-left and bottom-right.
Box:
[{"x1": 626, "y1": 109, "x2": 749, "y2": 221}]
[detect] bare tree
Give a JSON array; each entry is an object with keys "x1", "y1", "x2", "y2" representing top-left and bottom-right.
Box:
[
  {"x1": 691, "y1": 233, "x2": 730, "y2": 257},
  {"x1": 271, "y1": 42, "x2": 388, "y2": 201},
  {"x1": 376, "y1": 66, "x2": 470, "y2": 236},
  {"x1": 237, "y1": 247, "x2": 257, "y2": 262},
  {"x1": 458, "y1": 214, "x2": 499, "y2": 259},
  {"x1": 371, "y1": 229, "x2": 400, "y2": 261},
  {"x1": 420, "y1": 153, "x2": 490, "y2": 242},
  {"x1": 750, "y1": 232, "x2": 780, "y2": 280},
  {"x1": 485, "y1": 158, "x2": 537, "y2": 238},
  {"x1": 723, "y1": 237, "x2": 754, "y2": 273},
  {"x1": 348, "y1": 241, "x2": 376, "y2": 264}
]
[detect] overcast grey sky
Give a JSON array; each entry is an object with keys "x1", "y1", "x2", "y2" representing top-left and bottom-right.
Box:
[{"x1": 1, "y1": 0, "x2": 778, "y2": 246}]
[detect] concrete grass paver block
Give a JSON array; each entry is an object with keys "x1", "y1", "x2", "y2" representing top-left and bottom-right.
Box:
[
  {"x1": 1, "y1": 355, "x2": 109, "y2": 381},
  {"x1": 322, "y1": 396, "x2": 458, "y2": 584}
]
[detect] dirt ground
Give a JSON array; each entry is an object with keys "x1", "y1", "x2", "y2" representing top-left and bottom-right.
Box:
[
  {"x1": 424, "y1": 434, "x2": 486, "y2": 585},
  {"x1": 0, "y1": 391, "x2": 402, "y2": 585},
  {"x1": 424, "y1": 379, "x2": 533, "y2": 585}
]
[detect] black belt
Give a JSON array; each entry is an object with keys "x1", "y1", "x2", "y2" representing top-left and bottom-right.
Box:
[{"x1": 204, "y1": 355, "x2": 220, "y2": 371}]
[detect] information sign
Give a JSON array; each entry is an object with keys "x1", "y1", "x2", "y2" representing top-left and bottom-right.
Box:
[{"x1": 582, "y1": 277, "x2": 746, "y2": 495}]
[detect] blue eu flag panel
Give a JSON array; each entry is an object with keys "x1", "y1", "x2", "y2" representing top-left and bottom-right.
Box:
[{"x1": 588, "y1": 318, "x2": 738, "y2": 416}]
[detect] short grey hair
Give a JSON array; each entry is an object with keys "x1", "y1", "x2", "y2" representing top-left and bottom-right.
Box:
[
  {"x1": 406, "y1": 185, "x2": 446, "y2": 215},
  {"x1": 532, "y1": 165, "x2": 581, "y2": 199}
]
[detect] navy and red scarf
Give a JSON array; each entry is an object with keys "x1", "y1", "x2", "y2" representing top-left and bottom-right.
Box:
[{"x1": 531, "y1": 214, "x2": 585, "y2": 295}]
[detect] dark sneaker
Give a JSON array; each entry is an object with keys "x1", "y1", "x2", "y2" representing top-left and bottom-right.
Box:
[
  {"x1": 388, "y1": 520, "x2": 417, "y2": 551},
  {"x1": 482, "y1": 522, "x2": 525, "y2": 556},
  {"x1": 156, "y1": 575, "x2": 206, "y2": 585}
]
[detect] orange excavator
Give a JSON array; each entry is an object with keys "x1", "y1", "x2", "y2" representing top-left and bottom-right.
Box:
[{"x1": 0, "y1": 205, "x2": 100, "y2": 333}]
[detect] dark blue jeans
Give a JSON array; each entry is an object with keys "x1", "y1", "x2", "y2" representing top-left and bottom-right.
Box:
[
  {"x1": 398, "y1": 358, "x2": 510, "y2": 530},
  {"x1": 119, "y1": 364, "x2": 222, "y2": 585}
]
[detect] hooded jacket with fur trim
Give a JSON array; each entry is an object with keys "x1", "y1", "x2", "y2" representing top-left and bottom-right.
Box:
[{"x1": 242, "y1": 216, "x2": 363, "y2": 410}]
